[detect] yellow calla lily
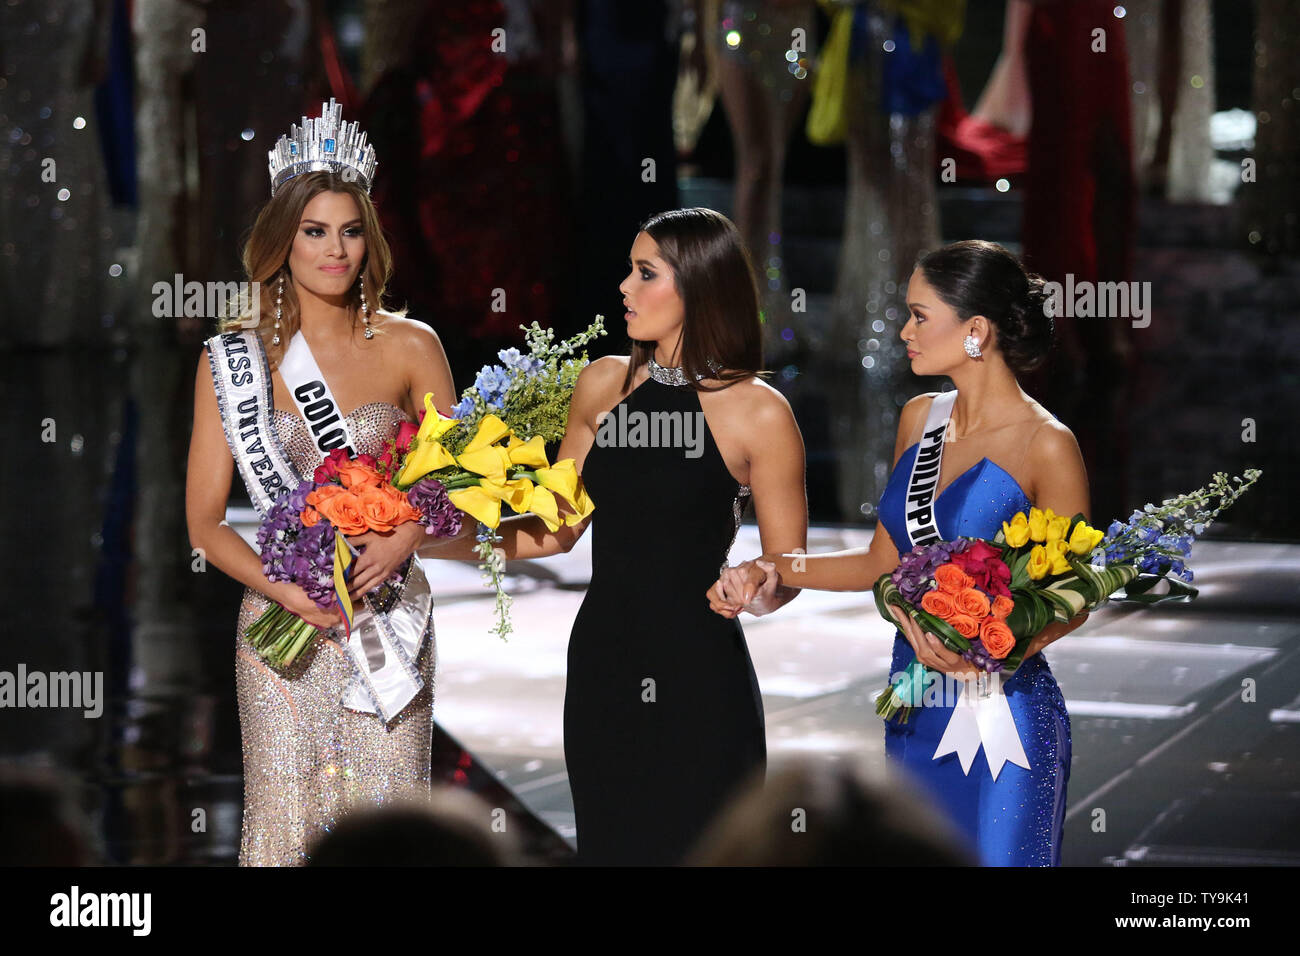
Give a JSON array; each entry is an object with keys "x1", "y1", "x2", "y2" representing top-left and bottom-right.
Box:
[
  {"x1": 534, "y1": 459, "x2": 596, "y2": 525},
  {"x1": 464, "y1": 414, "x2": 511, "y2": 452},
  {"x1": 525, "y1": 485, "x2": 562, "y2": 532},
  {"x1": 533, "y1": 459, "x2": 579, "y2": 500},
  {"x1": 1067, "y1": 521, "x2": 1105, "y2": 555},
  {"x1": 395, "y1": 393, "x2": 461, "y2": 486},
  {"x1": 457, "y1": 443, "x2": 512, "y2": 483},
  {"x1": 499, "y1": 476, "x2": 536, "y2": 513},
  {"x1": 1002, "y1": 512, "x2": 1030, "y2": 547},
  {"x1": 418, "y1": 392, "x2": 460, "y2": 441},
  {"x1": 447, "y1": 485, "x2": 503, "y2": 528},
  {"x1": 395, "y1": 436, "x2": 457, "y2": 486},
  {"x1": 507, "y1": 434, "x2": 549, "y2": 469},
  {"x1": 565, "y1": 485, "x2": 595, "y2": 526}
]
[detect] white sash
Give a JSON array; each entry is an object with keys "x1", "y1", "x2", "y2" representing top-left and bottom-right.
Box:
[
  {"x1": 206, "y1": 330, "x2": 430, "y2": 724},
  {"x1": 903, "y1": 390, "x2": 957, "y2": 548},
  {"x1": 278, "y1": 329, "x2": 359, "y2": 460},
  {"x1": 896, "y1": 388, "x2": 1030, "y2": 778},
  {"x1": 205, "y1": 330, "x2": 300, "y2": 517}
]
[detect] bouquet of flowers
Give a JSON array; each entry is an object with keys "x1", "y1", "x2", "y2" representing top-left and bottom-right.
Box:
[
  {"x1": 873, "y1": 469, "x2": 1262, "y2": 723},
  {"x1": 246, "y1": 316, "x2": 605, "y2": 661},
  {"x1": 246, "y1": 449, "x2": 462, "y2": 669},
  {"x1": 387, "y1": 317, "x2": 605, "y2": 639}
]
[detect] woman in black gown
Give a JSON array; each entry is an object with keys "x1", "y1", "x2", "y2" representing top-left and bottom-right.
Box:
[{"x1": 424, "y1": 208, "x2": 808, "y2": 864}]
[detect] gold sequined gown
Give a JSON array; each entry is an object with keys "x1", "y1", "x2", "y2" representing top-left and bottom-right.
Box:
[{"x1": 234, "y1": 402, "x2": 436, "y2": 866}]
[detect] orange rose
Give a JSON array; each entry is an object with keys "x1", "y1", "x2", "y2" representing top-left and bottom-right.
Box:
[
  {"x1": 990, "y1": 595, "x2": 1015, "y2": 619},
  {"x1": 980, "y1": 618, "x2": 1016, "y2": 659},
  {"x1": 381, "y1": 484, "x2": 423, "y2": 524},
  {"x1": 357, "y1": 486, "x2": 406, "y2": 532},
  {"x1": 300, "y1": 506, "x2": 321, "y2": 528},
  {"x1": 336, "y1": 458, "x2": 383, "y2": 491},
  {"x1": 934, "y1": 562, "x2": 975, "y2": 595},
  {"x1": 955, "y1": 587, "x2": 990, "y2": 618},
  {"x1": 306, "y1": 484, "x2": 348, "y2": 508},
  {"x1": 920, "y1": 590, "x2": 958, "y2": 620},
  {"x1": 314, "y1": 490, "x2": 368, "y2": 536},
  {"x1": 949, "y1": 614, "x2": 980, "y2": 639}
]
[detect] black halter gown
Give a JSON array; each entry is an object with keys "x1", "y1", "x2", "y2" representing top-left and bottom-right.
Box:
[{"x1": 563, "y1": 368, "x2": 765, "y2": 865}]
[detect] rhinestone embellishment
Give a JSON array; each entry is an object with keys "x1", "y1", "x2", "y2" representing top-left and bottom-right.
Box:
[{"x1": 647, "y1": 356, "x2": 721, "y2": 386}]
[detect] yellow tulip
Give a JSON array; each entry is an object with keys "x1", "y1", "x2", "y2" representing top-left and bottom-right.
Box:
[
  {"x1": 1027, "y1": 507, "x2": 1048, "y2": 543},
  {"x1": 1067, "y1": 521, "x2": 1105, "y2": 556},
  {"x1": 1002, "y1": 512, "x2": 1030, "y2": 547},
  {"x1": 1026, "y1": 544, "x2": 1050, "y2": 580},
  {"x1": 1045, "y1": 514, "x2": 1071, "y2": 544},
  {"x1": 1047, "y1": 539, "x2": 1072, "y2": 575}
]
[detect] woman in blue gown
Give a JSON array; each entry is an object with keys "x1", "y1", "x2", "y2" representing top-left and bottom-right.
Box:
[{"x1": 710, "y1": 240, "x2": 1092, "y2": 865}]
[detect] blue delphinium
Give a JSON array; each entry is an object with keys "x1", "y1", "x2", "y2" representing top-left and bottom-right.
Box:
[
  {"x1": 473, "y1": 365, "x2": 513, "y2": 411},
  {"x1": 1094, "y1": 470, "x2": 1261, "y2": 584},
  {"x1": 498, "y1": 347, "x2": 542, "y2": 377},
  {"x1": 451, "y1": 393, "x2": 476, "y2": 419}
]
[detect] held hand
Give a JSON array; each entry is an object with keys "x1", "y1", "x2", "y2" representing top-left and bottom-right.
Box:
[
  {"x1": 887, "y1": 604, "x2": 978, "y2": 676},
  {"x1": 346, "y1": 522, "x2": 425, "y2": 602},
  {"x1": 707, "y1": 560, "x2": 774, "y2": 618},
  {"x1": 276, "y1": 582, "x2": 343, "y2": 630}
]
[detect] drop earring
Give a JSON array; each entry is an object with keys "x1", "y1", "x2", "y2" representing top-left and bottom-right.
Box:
[
  {"x1": 964, "y1": 334, "x2": 982, "y2": 359},
  {"x1": 360, "y1": 274, "x2": 373, "y2": 339},
  {"x1": 272, "y1": 273, "x2": 284, "y2": 347}
]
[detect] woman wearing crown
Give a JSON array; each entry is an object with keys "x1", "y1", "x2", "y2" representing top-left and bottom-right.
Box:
[{"x1": 185, "y1": 101, "x2": 459, "y2": 865}]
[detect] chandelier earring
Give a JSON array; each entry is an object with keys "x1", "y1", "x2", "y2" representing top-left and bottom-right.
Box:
[
  {"x1": 272, "y1": 272, "x2": 284, "y2": 347},
  {"x1": 359, "y1": 273, "x2": 372, "y2": 339}
]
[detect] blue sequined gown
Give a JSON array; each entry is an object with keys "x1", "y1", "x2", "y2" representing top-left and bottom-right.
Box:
[{"x1": 876, "y1": 444, "x2": 1072, "y2": 866}]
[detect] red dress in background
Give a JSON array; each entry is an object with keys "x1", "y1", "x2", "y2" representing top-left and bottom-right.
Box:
[
  {"x1": 1021, "y1": 0, "x2": 1136, "y2": 524},
  {"x1": 362, "y1": 0, "x2": 570, "y2": 360}
]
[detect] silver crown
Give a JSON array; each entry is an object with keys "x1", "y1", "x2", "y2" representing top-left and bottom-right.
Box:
[{"x1": 267, "y1": 98, "x2": 377, "y2": 196}]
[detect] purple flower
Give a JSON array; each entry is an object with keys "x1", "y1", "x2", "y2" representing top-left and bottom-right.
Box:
[
  {"x1": 963, "y1": 639, "x2": 1005, "y2": 673},
  {"x1": 256, "y1": 482, "x2": 341, "y2": 610},
  {"x1": 407, "y1": 477, "x2": 463, "y2": 538},
  {"x1": 892, "y1": 538, "x2": 971, "y2": 604}
]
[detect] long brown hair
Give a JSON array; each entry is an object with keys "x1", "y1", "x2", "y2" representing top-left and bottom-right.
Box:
[
  {"x1": 222, "y1": 170, "x2": 403, "y2": 367},
  {"x1": 622, "y1": 207, "x2": 766, "y2": 393}
]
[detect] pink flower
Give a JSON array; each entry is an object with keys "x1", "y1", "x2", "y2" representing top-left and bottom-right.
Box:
[
  {"x1": 951, "y1": 540, "x2": 1012, "y2": 599},
  {"x1": 313, "y1": 447, "x2": 351, "y2": 484},
  {"x1": 395, "y1": 421, "x2": 419, "y2": 453}
]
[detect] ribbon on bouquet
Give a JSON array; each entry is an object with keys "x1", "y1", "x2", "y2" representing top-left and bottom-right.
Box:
[
  {"x1": 932, "y1": 673, "x2": 1030, "y2": 780},
  {"x1": 206, "y1": 328, "x2": 430, "y2": 724}
]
